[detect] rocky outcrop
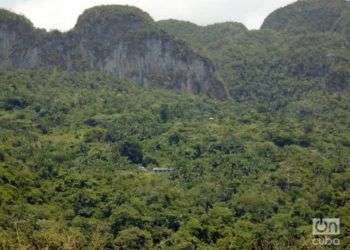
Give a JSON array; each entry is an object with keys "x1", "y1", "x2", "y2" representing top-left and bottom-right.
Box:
[{"x1": 0, "y1": 6, "x2": 227, "y2": 99}]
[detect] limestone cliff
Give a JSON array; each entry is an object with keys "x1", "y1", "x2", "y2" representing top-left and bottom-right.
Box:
[{"x1": 0, "y1": 6, "x2": 227, "y2": 99}]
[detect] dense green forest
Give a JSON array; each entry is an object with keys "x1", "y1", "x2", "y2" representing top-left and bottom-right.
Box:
[
  {"x1": 0, "y1": 68, "x2": 348, "y2": 248},
  {"x1": 0, "y1": 0, "x2": 350, "y2": 249}
]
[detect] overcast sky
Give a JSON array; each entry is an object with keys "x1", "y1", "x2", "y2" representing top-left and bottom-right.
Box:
[{"x1": 0, "y1": 0, "x2": 296, "y2": 31}]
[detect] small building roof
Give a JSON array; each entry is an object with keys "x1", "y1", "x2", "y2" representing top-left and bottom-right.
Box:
[{"x1": 152, "y1": 168, "x2": 175, "y2": 172}]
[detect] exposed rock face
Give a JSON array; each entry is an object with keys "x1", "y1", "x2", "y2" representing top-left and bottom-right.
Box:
[
  {"x1": 0, "y1": 9, "x2": 36, "y2": 68},
  {"x1": 0, "y1": 6, "x2": 227, "y2": 99}
]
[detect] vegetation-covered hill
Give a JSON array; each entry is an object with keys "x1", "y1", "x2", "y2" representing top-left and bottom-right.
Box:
[
  {"x1": 0, "y1": 70, "x2": 349, "y2": 249},
  {"x1": 0, "y1": 0, "x2": 350, "y2": 249},
  {"x1": 261, "y1": 0, "x2": 350, "y2": 34},
  {"x1": 157, "y1": 2, "x2": 350, "y2": 106},
  {"x1": 157, "y1": 20, "x2": 247, "y2": 54}
]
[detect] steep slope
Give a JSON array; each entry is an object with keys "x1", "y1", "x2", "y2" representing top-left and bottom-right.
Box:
[
  {"x1": 159, "y1": 2, "x2": 350, "y2": 106},
  {"x1": 0, "y1": 6, "x2": 227, "y2": 99},
  {"x1": 261, "y1": 0, "x2": 350, "y2": 33},
  {"x1": 0, "y1": 9, "x2": 37, "y2": 68}
]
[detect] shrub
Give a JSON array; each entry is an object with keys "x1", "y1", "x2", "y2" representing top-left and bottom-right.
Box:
[
  {"x1": 2, "y1": 97, "x2": 27, "y2": 110},
  {"x1": 84, "y1": 118, "x2": 98, "y2": 127},
  {"x1": 74, "y1": 192, "x2": 97, "y2": 218},
  {"x1": 113, "y1": 227, "x2": 152, "y2": 249},
  {"x1": 0, "y1": 151, "x2": 5, "y2": 162},
  {"x1": 111, "y1": 208, "x2": 144, "y2": 235},
  {"x1": 84, "y1": 128, "x2": 107, "y2": 143},
  {"x1": 168, "y1": 133, "x2": 181, "y2": 145},
  {"x1": 159, "y1": 104, "x2": 171, "y2": 122},
  {"x1": 119, "y1": 142, "x2": 143, "y2": 164}
]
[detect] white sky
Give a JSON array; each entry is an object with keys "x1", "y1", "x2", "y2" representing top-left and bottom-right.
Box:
[{"x1": 0, "y1": 0, "x2": 297, "y2": 31}]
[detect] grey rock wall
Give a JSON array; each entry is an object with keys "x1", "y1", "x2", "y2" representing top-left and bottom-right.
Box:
[{"x1": 0, "y1": 6, "x2": 227, "y2": 99}]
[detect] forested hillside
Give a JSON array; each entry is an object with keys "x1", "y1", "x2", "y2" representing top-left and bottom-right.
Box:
[
  {"x1": 158, "y1": 0, "x2": 350, "y2": 105},
  {"x1": 261, "y1": 0, "x2": 350, "y2": 34},
  {"x1": 0, "y1": 68, "x2": 349, "y2": 248},
  {"x1": 0, "y1": 0, "x2": 350, "y2": 249}
]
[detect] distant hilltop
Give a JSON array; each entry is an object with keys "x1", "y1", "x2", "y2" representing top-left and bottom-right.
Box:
[
  {"x1": 0, "y1": 5, "x2": 228, "y2": 99},
  {"x1": 261, "y1": 0, "x2": 350, "y2": 34},
  {"x1": 1, "y1": 0, "x2": 349, "y2": 100}
]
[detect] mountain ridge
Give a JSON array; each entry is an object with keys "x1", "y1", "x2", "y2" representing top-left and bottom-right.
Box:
[
  {"x1": 0, "y1": 6, "x2": 227, "y2": 99},
  {"x1": 261, "y1": 0, "x2": 350, "y2": 34},
  {"x1": 158, "y1": 1, "x2": 350, "y2": 103}
]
